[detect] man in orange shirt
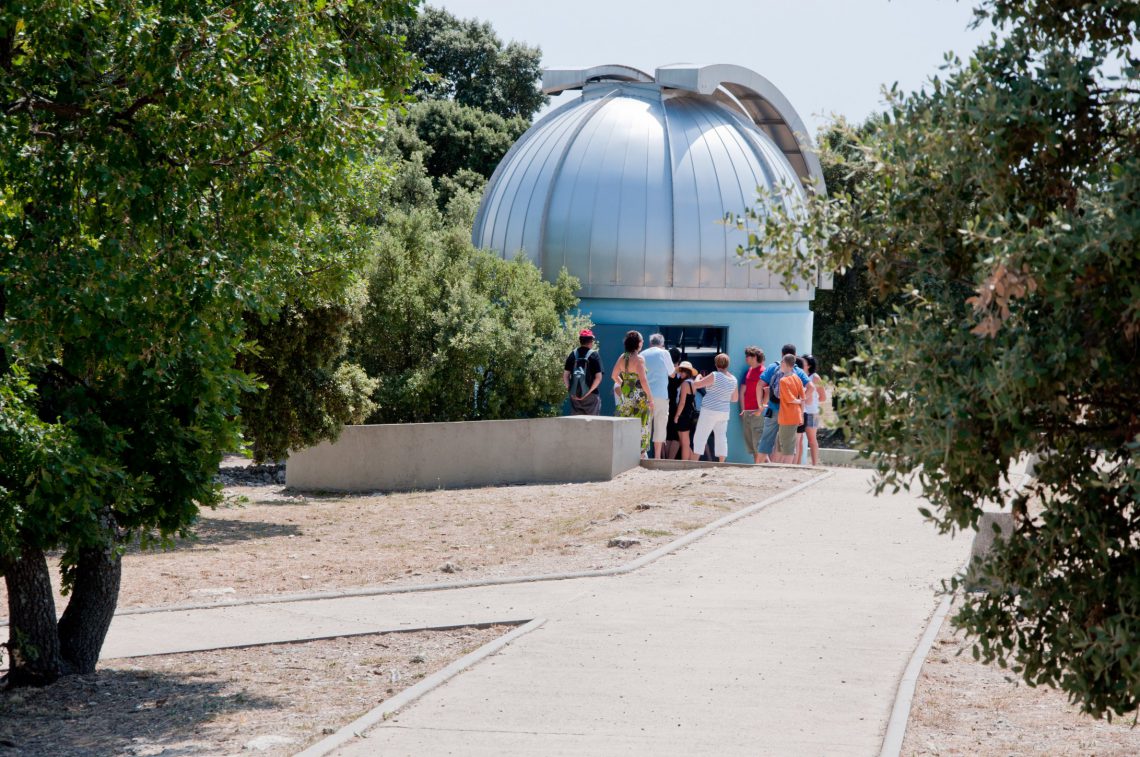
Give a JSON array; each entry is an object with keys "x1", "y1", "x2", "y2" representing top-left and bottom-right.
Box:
[{"x1": 775, "y1": 353, "x2": 805, "y2": 463}]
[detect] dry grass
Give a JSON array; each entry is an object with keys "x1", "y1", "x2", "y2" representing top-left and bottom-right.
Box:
[
  {"x1": 903, "y1": 599, "x2": 1139, "y2": 756},
  {"x1": 0, "y1": 625, "x2": 509, "y2": 756},
  {"x1": 0, "y1": 465, "x2": 817, "y2": 614}
]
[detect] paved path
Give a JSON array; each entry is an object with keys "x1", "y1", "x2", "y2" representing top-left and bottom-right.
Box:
[{"x1": 101, "y1": 467, "x2": 969, "y2": 756}]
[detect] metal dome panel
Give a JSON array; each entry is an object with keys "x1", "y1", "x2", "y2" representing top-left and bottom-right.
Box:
[{"x1": 472, "y1": 65, "x2": 824, "y2": 301}]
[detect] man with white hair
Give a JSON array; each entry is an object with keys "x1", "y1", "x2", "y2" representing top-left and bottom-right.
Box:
[{"x1": 641, "y1": 333, "x2": 675, "y2": 459}]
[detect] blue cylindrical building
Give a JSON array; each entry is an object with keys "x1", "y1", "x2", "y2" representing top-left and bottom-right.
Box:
[{"x1": 473, "y1": 64, "x2": 828, "y2": 462}]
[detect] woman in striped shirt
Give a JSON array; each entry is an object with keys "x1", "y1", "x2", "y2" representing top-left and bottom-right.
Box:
[{"x1": 689, "y1": 353, "x2": 739, "y2": 462}]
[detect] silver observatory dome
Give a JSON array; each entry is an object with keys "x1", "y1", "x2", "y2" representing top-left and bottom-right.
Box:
[{"x1": 472, "y1": 64, "x2": 826, "y2": 301}]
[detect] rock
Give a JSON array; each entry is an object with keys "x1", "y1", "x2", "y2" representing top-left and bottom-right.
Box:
[
  {"x1": 244, "y1": 734, "x2": 296, "y2": 751},
  {"x1": 634, "y1": 503, "x2": 657, "y2": 510},
  {"x1": 410, "y1": 653, "x2": 426, "y2": 663},
  {"x1": 610, "y1": 511, "x2": 630, "y2": 521},
  {"x1": 192, "y1": 587, "x2": 236, "y2": 596},
  {"x1": 608, "y1": 536, "x2": 642, "y2": 549},
  {"x1": 440, "y1": 562, "x2": 461, "y2": 573}
]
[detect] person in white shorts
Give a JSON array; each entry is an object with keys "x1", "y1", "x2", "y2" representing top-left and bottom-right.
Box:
[
  {"x1": 640, "y1": 333, "x2": 676, "y2": 459},
  {"x1": 690, "y1": 353, "x2": 739, "y2": 462}
]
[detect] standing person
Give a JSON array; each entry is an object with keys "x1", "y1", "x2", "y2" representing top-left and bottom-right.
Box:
[
  {"x1": 690, "y1": 353, "x2": 739, "y2": 462},
  {"x1": 673, "y1": 361, "x2": 699, "y2": 460},
  {"x1": 641, "y1": 333, "x2": 675, "y2": 459},
  {"x1": 793, "y1": 356, "x2": 810, "y2": 464},
  {"x1": 776, "y1": 354, "x2": 805, "y2": 463},
  {"x1": 739, "y1": 346, "x2": 767, "y2": 463},
  {"x1": 563, "y1": 329, "x2": 604, "y2": 415},
  {"x1": 757, "y1": 343, "x2": 810, "y2": 464},
  {"x1": 612, "y1": 330, "x2": 654, "y2": 457},
  {"x1": 801, "y1": 354, "x2": 826, "y2": 466},
  {"x1": 664, "y1": 347, "x2": 684, "y2": 460}
]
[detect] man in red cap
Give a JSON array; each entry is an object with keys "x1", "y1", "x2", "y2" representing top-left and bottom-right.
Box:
[{"x1": 563, "y1": 328, "x2": 604, "y2": 415}]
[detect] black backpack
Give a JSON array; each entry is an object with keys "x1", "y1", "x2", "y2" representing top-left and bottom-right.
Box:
[{"x1": 569, "y1": 348, "x2": 596, "y2": 397}]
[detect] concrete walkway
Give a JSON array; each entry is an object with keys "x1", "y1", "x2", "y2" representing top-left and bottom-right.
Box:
[{"x1": 101, "y1": 467, "x2": 969, "y2": 756}]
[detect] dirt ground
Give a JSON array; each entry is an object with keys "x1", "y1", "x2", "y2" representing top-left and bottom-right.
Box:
[
  {"x1": 903, "y1": 598, "x2": 1139, "y2": 756},
  {"x1": 0, "y1": 464, "x2": 816, "y2": 755},
  {"x1": 4, "y1": 462, "x2": 1134, "y2": 753},
  {"x1": 0, "y1": 624, "x2": 509, "y2": 756},
  {"x1": 0, "y1": 464, "x2": 818, "y2": 614}
]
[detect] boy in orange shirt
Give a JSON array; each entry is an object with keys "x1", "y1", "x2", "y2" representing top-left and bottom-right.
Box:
[{"x1": 776, "y1": 353, "x2": 805, "y2": 463}]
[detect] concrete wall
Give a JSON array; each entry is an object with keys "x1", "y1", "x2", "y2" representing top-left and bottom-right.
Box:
[
  {"x1": 286, "y1": 416, "x2": 642, "y2": 492},
  {"x1": 579, "y1": 297, "x2": 814, "y2": 463}
]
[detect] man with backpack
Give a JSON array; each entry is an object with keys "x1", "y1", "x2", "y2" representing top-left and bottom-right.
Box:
[
  {"x1": 757, "y1": 343, "x2": 811, "y2": 463},
  {"x1": 564, "y1": 328, "x2": 604, "y2": 415}
]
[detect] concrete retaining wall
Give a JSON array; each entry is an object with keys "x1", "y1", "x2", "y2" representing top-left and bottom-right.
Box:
[{"x1": 286, "y1": 416, "x2": 642, "y2": 492}]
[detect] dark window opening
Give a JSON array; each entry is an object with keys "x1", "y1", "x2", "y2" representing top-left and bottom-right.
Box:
[{"x1": 658, "y1": 326, "x2": 727, "y2": 377}]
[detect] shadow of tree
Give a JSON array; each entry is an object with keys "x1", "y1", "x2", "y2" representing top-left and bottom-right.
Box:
[
  {"x1": 0, "y1": 667, "x2": 281, "y2": 755},
  {"x1": 123, "y1": 519, "x2": 303, "y2": 555}
]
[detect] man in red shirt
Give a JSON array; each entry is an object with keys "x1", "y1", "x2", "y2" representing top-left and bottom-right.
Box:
[{"x1": 739, "y1": 346, "x2": 767, "y2": 463}]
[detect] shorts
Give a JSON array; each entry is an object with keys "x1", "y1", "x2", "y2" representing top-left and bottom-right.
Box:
[
  {"x1": 742, "y1": 412, "x2": 765, "y2": 455},
  {"x1": 570, "y1": 393, "x2": 601, "y2": 416},
  {"x1": 757, "y1": 409, "x2": 779, "y2": 455},
  {"x1": 804, "y1": 413, "x2": 818, "y2": 429},
  {"x1": 777, "y1": 424, "x2": 798, "y2": 456},
  {"x1": 651, "y1": 400, "x2": 670, "y2": 443}
]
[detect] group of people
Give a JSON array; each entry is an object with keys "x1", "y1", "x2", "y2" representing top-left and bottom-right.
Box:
[{"x1": 563, "y1": 329, "x2": 826, "y2": 465}]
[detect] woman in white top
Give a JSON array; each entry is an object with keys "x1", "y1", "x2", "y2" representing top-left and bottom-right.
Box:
[
  {"x1": 689, "y1": 353, "x2": 739, "y2": 462},
  {"x1": 800, "y1": 354, "x2": 826, "y2": 466}
]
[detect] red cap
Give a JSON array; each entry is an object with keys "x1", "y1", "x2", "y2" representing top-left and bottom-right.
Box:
[{"x1": 579, "y1": 328, "x2": 595, "y2": 338}]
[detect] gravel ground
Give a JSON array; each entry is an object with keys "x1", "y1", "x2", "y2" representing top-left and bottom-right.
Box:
[
  {"x1": 0, "y1": 464, "x2": 818, "y2": 614},
  {"x1": 3, "y1": 461, "x2": 1133, "y2": 752},
  {"x1": 0, "y1": 464, "x2": 818, "y2": 756},
  {"x1": 0, "y1": 625, "x2": 510, "y2": 756},
  {"x1": 902, "y1": 598, "x2": 1139, "y2": 756}
]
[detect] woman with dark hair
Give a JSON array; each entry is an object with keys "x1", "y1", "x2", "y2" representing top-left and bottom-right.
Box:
[
  {"x1": 672, "y1": 361, "x2": 700, "y2": 460},
  {"x1": 611, "y1": 330, "x2": 653, "y2": 456},
  {"x1": 801, "y1": 354, "x2": 826, "y2": 466}
]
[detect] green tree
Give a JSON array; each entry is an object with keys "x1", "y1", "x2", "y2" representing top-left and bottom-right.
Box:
[
  {"x1": 349, "y1": 208, "x2": 586, "y2": 423},
  {"x1": 0, "y1": 0, "x2": 416, "y2": 686},
  {"x1": 401, "y1": 99, "x2": 529, "y2": 182},
  {"x1": 735, "y1": 1, "x2": 1140, "y2": 717},
  {"x1": 236, "y1": 163, "x2": 391, "y2": 464},
  {"x1": 807, "y1": 118, "x2": 899, "y2": 368},
  {"x1": 394, "y1": 4, "x2": 548, "y2": 120}
]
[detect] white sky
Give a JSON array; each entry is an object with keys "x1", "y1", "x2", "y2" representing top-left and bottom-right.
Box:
[{"x1": 435, "y1": 0, "x2": 995, "y2": 131}]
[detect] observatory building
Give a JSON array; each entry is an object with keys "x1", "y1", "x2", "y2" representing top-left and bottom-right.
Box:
[{"x1": 472, "y1": 63, "x2": 827, "y2": 462}]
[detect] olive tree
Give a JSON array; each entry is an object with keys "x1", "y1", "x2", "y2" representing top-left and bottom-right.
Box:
[
  {"x1": 734, "y1": 0, "x2": 1140, "y2": 717},
  {"x1": 349, "y1": 208, "x2": 587, "y2": 423},
  {"x1": 0, "y1": 0, "x2": 416, "y2": 686}
]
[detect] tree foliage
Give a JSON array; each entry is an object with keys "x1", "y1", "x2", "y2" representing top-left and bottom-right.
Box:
[
  {"x1": 807, "y1": 119, "x2": 900, "y2": 367},
  {"x1": 349, "y1": 208, "x2": 585, "y2": 424},
  {"x1": 0, "y1": 0, "x2": 416, "y2": 686},
  {"x1": 397, "y1": 99, "x2": 529, "y2": 182},
  {"x1": 393, "y1": 4, "x2": 547, "y2": 120},
  {"x1": 236, "y1": 162, "x2": 391, "y2": 464},
  {"x1": 736, "y1": 1, "x2": 1140, "y2": 717}
]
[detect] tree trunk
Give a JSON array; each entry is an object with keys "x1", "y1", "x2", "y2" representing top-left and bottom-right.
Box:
[
  {"x1": 2, "y1": 545, "x2": 63, "y2": 688},
  {"x1": 57, "y1": 544, "x2": 122, "y2": 674}
]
